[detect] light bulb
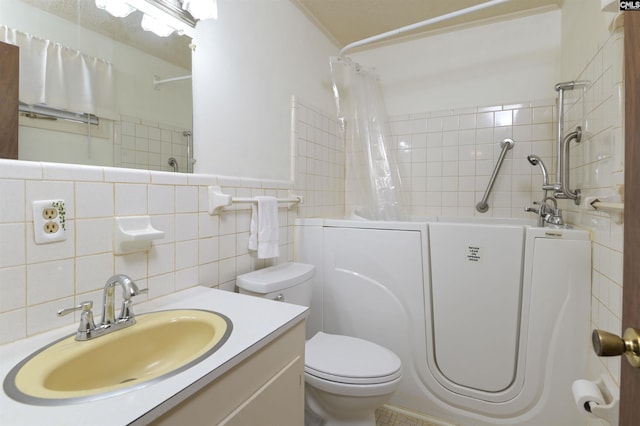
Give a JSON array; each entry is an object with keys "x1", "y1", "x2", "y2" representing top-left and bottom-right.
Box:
[
  {"x1": 182, "y1": 0, "x2": 218, "y2": 20},
  {"x1": 95, "y1": 0, "x2": 136, "y2": 18},
  {"x1": 141, "y1": 13, "x2": 175, "y2": 37}
]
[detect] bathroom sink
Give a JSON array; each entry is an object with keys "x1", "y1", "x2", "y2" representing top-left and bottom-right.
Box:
[{"x1": 3, "y1": 309, "x2": 232, "y2": 405}]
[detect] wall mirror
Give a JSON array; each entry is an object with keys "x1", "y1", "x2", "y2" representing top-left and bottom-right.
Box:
[{"x1": 0, "y1": 0, "x2": 195, "y2": 173}]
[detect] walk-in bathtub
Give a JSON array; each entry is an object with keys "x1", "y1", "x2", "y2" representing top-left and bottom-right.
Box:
[{"x1": 295, "y1": 217, "x2": 591, "y2": 426}]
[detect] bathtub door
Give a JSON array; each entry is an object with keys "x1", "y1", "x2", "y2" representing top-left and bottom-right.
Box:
[{"x1": 427, "y1": 223, "x2": 525, "y2": 402}]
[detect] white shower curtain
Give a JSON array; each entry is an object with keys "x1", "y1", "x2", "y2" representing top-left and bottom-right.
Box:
[
  {"x1": 1, "y1": 25, "x2": 117, "y2": 119},
  {"x1": 330, "y1": 57, "x2": 406, "y2": 220}
]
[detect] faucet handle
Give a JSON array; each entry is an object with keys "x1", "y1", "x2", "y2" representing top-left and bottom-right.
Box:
[
  {"x1": 57, "y1": 300, "x2": 93, "y2": 317},
  {"x1": 118, "y1": 288, "x2": 148, "y2": 321},
  {"x1": 58, "y1": 301, "x2": 96, "y2": 340}
]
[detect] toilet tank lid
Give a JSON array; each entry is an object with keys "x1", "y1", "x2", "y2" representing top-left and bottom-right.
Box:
[{"x1": 236, "y1": 262, "x2": 315, "y2": 293}]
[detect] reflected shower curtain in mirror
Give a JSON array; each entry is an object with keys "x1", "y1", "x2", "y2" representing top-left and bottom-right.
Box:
[
  {"x1": 330, "y1": 57, "x2": 406, "y2": 220},
  {"x1": 0, "y1": 25, "x2": 117, "y2": 119}
]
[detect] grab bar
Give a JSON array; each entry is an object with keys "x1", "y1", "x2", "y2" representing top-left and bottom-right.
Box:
[
  {"x1": 183, "y1": 131, "x2": 192, "y2": 174},
  {"x1": 554, "y1": 126, "x2": 582, "y2": 204},
  {"x1": 475, "y1": 138, "x2": 514, "y2": 213}
]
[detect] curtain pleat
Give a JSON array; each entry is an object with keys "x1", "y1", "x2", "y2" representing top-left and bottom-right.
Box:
[{"x1": 1, "y1": 25, "x2": 118, "y2": 119}]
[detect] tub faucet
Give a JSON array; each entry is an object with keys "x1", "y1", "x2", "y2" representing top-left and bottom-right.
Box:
[
  {"x1": 539, "y1": 197, "x2": 564, "y2": 226},
  {"x1": 525, "y1": 197, "x2": 564, "y2": 227},
  {"x1": 526, "y1": 154, "x2": 564, "y2": 227}
]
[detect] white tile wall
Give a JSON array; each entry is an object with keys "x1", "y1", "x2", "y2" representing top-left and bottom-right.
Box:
[
  {"x1": 0, "y1": 97, "x2": 343, "y2": 344},
  {"x1": 558, "y1": 21, "x2": 625, "y2": 390},
  {"x1": 0, "y1": 161, "x2": 300, "y2": 344},
  {"x1": 388, "y1": 100, "x2": 557, "y2": 218},
  {"x1": 292, "y1": 97, "x2": 345, "y2": 219},
  {"x1": 116, "y1": 115, "x2": 190, "y2": 173}
]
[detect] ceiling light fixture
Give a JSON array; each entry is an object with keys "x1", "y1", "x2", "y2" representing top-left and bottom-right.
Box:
[
  {"x1": 182, "y1": 0, "x2": 218, "y2": 20},
  {"x1": 126, "y1": 0, "x2": 196, "y2": 38},
  {"x1": 141, "y1": 13, "x2": 177, "y2": 37},
  {"x1": 94, "y1": 0, "x2": 136, "y2": 18}
]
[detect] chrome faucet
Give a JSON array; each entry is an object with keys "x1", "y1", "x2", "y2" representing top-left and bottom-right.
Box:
[
  {"x1": 526, "y1": 155, "x2": 564, "y2": 227},
  {"x1": 527, "y1": 155, "x2": 554, "y2": 191},
  {"x1": 539, "y1": 197, "x2": 564, "y2": 226},
  {"x1": 57, "y1": 274, "x2": 148, "y2": 341},
  {"x1": 525, "y1": 197, "x2": 564, "y2": 227},
  {"x1": 101, "y1": 274, "x2": 145, "y2": 326}
]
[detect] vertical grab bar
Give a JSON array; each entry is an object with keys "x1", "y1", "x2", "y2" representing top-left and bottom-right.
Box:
[
  {"x1": 475, "y1": 138, "x2": 514, "y2": 213},
  {"x1": 183, "y1": 130, "x2": 193, "y2": 173}
]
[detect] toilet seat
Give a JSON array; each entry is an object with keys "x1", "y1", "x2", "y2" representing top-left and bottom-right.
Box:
[
  {"x1": 304, "y1": 370, "x2": 402, "y2": 398},
  {"x1": 305, "y1": 332, "x2": 402, "y2": 386}
]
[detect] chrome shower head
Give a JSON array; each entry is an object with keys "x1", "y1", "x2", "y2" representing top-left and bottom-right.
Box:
[{"x1": 527, "y1": 154, "x2": 550, "y2": 187}]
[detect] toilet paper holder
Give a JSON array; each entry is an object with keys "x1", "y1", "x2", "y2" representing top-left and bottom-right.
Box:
[{"x1": 572, "y1": 375, "x2": 619, "y2": 425}]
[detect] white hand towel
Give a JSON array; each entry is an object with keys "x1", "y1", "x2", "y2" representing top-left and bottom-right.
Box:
[{"x1": 248, "y1": 196, "x2": 279, "y2": 259}]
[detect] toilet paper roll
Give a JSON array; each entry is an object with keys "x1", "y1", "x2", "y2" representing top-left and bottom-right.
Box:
[{"x1": 572, "y1": 379, "x2": 606, "y2": 416}]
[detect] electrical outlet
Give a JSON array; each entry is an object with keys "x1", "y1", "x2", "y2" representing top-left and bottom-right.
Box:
[
  {"x1": 33, "y1": 200, "x2": 67, "y2": 244},
  {"x1": 42, "y1": 207, "x2": 58, "y2": 220},
  {"x1": 44, "y1": 221, "x2": 59, "y2": 233}
]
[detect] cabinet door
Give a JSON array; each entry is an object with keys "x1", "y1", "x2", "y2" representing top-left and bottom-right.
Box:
[
  {"x1": 146, "y1": 321, "x2": 305, "y2": 426},
  {"x1": 0, "y1": 41, "x2": 19, "y2": 159},
  {"x1": 220, "y1": 356, "x2": 304, "y2": 426}
]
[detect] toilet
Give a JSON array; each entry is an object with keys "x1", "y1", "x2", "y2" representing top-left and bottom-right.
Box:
[{"x1": 237, "y1": 262, "x2": 402, "y2": 426}]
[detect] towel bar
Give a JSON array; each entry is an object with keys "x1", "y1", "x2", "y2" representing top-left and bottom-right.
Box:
[
  {"x1": 230, "y1": 196, "x2": 303, "y2": 205},
  {"x1": 589, "y1": 199, "x2": 624, "y2": 224},
  {"x1": 208, "y1": 186, "x2": 303, "y2": 215}
]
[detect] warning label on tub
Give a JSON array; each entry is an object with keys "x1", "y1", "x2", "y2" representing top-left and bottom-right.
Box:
[{"x1": 467, "y1": 246, "x2": 481, "y2": 262}]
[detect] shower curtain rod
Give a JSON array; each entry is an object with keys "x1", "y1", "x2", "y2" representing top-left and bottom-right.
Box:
[
  {"x1": 153, "y1": 75, "x2": 192, "y2": 90},
  {"x1": 338, "y1": 0, "x2": 513, "y2": 57}
]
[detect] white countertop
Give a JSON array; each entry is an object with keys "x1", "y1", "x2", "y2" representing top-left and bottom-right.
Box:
[{"x1": 0, "y1": 287, "x2": 308, "y2": 426}]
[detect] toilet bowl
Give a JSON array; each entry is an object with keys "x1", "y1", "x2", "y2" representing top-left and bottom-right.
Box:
[
  {"x1": 236, "y1": 263, "x2": 402, "y2": 426},
  {"x1": 305, "y1": 331, "x2": 402, "y2": 425}
]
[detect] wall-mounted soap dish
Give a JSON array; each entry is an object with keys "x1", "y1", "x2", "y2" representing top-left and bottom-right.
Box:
[{"x1": 114, "y1": 216, "x2": 165, "y2": 255}]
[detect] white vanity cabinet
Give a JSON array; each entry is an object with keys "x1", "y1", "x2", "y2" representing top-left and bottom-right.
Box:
[
  {"x1": 148, "y1": 320, "x2": 305, "y2": 426},
  {"x1": 0, "y1": 288, "x2": 308, "y2": 426}
]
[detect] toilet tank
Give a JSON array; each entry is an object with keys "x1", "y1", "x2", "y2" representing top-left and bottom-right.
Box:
[{"x1": 236, "y1": 262, "x2": 315, "y2": 307}]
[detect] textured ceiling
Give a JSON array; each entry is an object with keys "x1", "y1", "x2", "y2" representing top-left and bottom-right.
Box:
[{"x1": 291, "y1": 0, "x2": 562, "y2": 50}]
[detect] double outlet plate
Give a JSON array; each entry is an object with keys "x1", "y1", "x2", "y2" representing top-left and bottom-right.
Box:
[{"x1": 32, "y1": 200, "x2": 67, "y2": 244}]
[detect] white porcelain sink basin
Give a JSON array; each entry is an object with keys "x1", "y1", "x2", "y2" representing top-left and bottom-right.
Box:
[{"x1": 3, "y1": 309, "x2": 232, "y2": 405}]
